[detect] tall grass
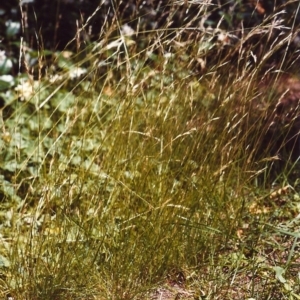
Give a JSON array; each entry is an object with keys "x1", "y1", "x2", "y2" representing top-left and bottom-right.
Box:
[{"x1": 0, "y1": 1, "x2": 300, "y2": 299}]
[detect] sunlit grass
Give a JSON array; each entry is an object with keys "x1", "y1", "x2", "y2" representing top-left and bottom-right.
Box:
[{"x1": 0, "y1": 1, "x2": 300, "y2": 299}]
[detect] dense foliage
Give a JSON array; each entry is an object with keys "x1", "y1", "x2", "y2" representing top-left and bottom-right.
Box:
[{"x1": 0, "y1": 1, "x2": 299, "y2": 299}]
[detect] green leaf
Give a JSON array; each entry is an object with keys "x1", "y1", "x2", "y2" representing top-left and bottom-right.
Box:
[
  {"x1": 273, "y1": 266, "x2": 286, "y2": 283},
  {"x1": 0, "y1": 254, "x2": 10, "y2": 268}
]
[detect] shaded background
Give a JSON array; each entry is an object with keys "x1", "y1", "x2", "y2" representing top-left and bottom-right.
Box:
[
  {"x1": 0, "y1": 0, "x2": 300, "y2": 74},
  {"x1": 1, "y1": 1, "x2": 300, "y2": 47}
]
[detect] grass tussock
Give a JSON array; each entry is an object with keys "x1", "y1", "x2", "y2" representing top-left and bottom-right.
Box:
[{"x1": 0, "y1": 1, "x2": 300, "y2": 299}]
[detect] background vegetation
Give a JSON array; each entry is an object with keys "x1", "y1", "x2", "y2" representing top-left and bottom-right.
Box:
[{"x1": 0, "y1": 0, "x2": 300, "y2": 299}]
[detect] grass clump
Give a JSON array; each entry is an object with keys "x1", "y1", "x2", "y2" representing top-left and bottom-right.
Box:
[{"x1": 0, "y1": 1, "x2": 300, "y2": 299}]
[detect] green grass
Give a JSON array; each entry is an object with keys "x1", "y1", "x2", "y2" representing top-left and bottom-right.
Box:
[{"x1": 0, "y1": 1, "x2": 300, "y2": 299}]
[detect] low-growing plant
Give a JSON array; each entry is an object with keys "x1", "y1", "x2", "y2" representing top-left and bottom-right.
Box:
[{"x1": 0, "y1": 1, "x2": 300, "y2": 299}]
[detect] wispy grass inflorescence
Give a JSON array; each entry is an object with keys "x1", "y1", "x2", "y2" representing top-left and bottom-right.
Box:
[{"x1": 0, "y1": 1, "x2": 300, "y2": 299}]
